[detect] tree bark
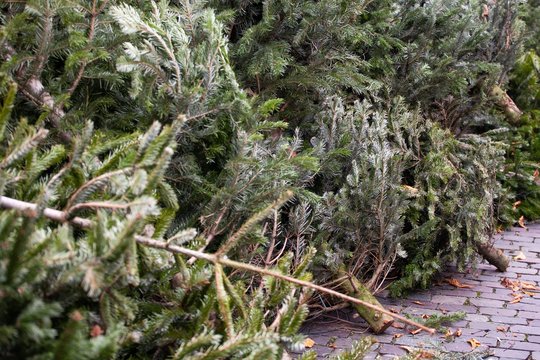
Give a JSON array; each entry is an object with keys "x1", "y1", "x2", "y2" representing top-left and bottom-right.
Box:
[
  {"x1": 337, "y1": 268, "x2": 394, "y2": 334},
  {"x1": 491, "y1": 85, "x2": 522, "y2": 124},
  {"x1": 475, "y1": 241, "x2": 509, "y2": 272}
]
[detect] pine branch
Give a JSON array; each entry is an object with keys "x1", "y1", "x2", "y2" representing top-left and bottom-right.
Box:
[{"x1": 0, "y1": 195, "x2": 435, "y2": 334}]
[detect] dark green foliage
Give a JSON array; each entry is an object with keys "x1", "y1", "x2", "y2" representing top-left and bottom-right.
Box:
[{"x1": 0, "y1": 0, "x2": 538, "y2": 358}]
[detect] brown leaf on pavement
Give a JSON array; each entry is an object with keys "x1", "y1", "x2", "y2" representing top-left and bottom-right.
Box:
[
  {"x1": 510, "y1": 293, "x2": 523, "y2": 304},
  {"x1": 417, "y1": 350, "x2": 435, "y2": 359},
  {"x1": 521, "y1": 281, "x2": 540, "y2": 291},
  {"x1": 445, "y1": 278, "x2": 474, "y2": 289},
  {"x1": 304, "y1": 338, "x2": 315, "y2": 348},
  {"x1": 467, "y1": 338, "x2": 482, "y2": 349}
]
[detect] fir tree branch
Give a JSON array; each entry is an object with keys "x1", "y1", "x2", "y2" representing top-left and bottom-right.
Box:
[
  {"x1": 0, "y1": 195, "x2": 436, "y2": 334},
  {"x1": 66, "y1": 0, "x2": 108, "y2": 97}
]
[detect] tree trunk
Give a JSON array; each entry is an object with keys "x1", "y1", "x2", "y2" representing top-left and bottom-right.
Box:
[
  {"x1": 337, "y1": 269, "x2": 394, "y2": 334},
  {"x1": 491, "y1": 85, "x2": 522, "y2": 124},
  {"x1": 475, "y1": 242, "x2": 509, "y2": 272}
]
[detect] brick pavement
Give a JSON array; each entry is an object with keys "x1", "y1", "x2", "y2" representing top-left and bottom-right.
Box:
[{"x1": 300, "y1": 225, "x2": 540, "y2": 360}]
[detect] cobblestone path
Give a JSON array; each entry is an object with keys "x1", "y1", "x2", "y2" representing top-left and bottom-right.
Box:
[{"x1": 301, "y1": 225, "x2": 540, "y2": 359}]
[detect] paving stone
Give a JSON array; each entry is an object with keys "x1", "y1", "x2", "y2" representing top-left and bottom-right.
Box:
[
  {"x1": 510, "y1": 325, "x2": 540, "y2": 335},
  {"x1": 507, "y1": 302, "x2": 539, "y2": 311},
  {"x1": 482, "y1": 281, "x2": 507, "y2": 289},
  {"x1": 443, "y1": 341, "x2": 485, "y2": 353},
  {"x1": 509, "y1": 261, "x2": 530, "y2": 268},
  {"x1": 473, "y1": 274, "x2": 508, "y2": 282},
  {"x1": 517, "y1": 310, "x2": 540, "y2": 320},
  {"x1": 468, "y1": 298, "x2": 506, "y2": 308},
  {"x1": 480, "y1": 307, "x2": 518, "y2": 317},
  {"x1": 469, "y1": 321, "x2": 507, "y2": 331},
  {"x1": 480, "y1": 291, "x2": 513, "y2": 301},
  {"x1": 492, "y1": 348, "x2": 532, "y2": 358},
  {"x1": 515, "y1": 274, "x2": 540, "y2": 282},
  {"x1": 497, "y1": 243, "x2": 524, "y2": 251},
  {"x1": 378, "y1": 343, "x2": 407, "y2": 356},
  {"x1": 431, "y1": 295, "x2": 468, "y2": 305},
  {"x1": 406, "y1": 293, "x2": 433, "y2": 302},
  {"x1": 512, "y1": 267, "x2": 539, "y2": 275},
  {"x1": 436, "y1": 304, "x2": 478, "y2": 313},
  {"x1": 506, "y1": 341, "x2": 540, "y2": 351},
  {"x1": 466, "y1": 314, "x2": 490, "y2": 322},
  {"x1": 484, "y1": 331, "x2": 526, "y2": 341},
  {"x1": 430, "y1": 288, "x2": 478, "y2": 297},
  {"x1": 530, "y1": 336, "x2": 540, "y2": 344},
  {"x1": 490, "y1": 316, "x2": 528, "y2": 325}
]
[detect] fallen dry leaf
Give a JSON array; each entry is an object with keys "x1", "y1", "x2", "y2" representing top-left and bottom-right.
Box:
[
  {"x1": 523, "y1": 290, "x2": 536, "y2": 297},
  {"x1": 416, "y1": 350, "x2": 435, "y2": 359},
  {"x1": 501, "y1": 277, "x2": 520, "y2": 291},
  {"x1": 514, "y1": 251, "x2": 527, "y2": 261},
  {"x1": 304, "y1": 338, "x2": 315, "y2": 348},
  {"x1": 496, "y1": 225, "x2": 504, "y2": 234},
  {"x1": 445, "y1": 278, "x2": 474, "y2": 289},
  {"x1": 534, "y1": 169, "x2": 539, "y2": 179},
  {"x1": 467, "y1": 338, "x2": 482, "y2": 349},
  {"x1": 497, "y1": 326, "x2": 509, "y2": 332},
  {"x1": 521, "y1": 281, "x2": 540, "y2": 291},
  {"x1": 444, "y1": 328, "x2": 462, "y2": 338},
  {"x1": 412, "y1": 301, "x2": 425, "y2": 306},
  {"x1": 393, "y1": 333, "x2": 404, "y2": 339},
  {"x1": 518, "y1": 216, "x2": 527, "y2": 229},
  {"x1": 392, "y1": 322, "x2": 405, "y2": 329},
  {"x1": 509, "y1": 294, "x2": 523, "y2": 304},
  {"x1": 513, "y1": 200, "x2": 522, "y2": 210},
  {"x1": 421, "y1": 314, "x2": 430, "y2": 319},
  {"x1": 410, "y1": 328, "x2": 422, "y2": 335},
  {"x1": 390, "y1": 307, "x2": 400, "y2": 313}
]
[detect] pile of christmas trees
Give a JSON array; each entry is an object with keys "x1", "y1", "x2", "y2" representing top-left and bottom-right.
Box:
[{"x1": 0, "y1": 0, "x2": 538, "y2": 358}]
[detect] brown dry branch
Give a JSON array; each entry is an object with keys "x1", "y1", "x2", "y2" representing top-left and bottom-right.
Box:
[{"x1": 0, "y1": 195, "x2": 436, "y2": 334}]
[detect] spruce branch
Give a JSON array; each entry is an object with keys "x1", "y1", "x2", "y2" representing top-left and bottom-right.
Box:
[
  {"x1": 0, "y1": 195, "x2": 435, "y2": 334},
  {"x1": 65, "y1": 0, "x2": 109, "y2": 98},
  {"x1": 216, "y1": 190, "x2": 294, "y2": 256}
]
